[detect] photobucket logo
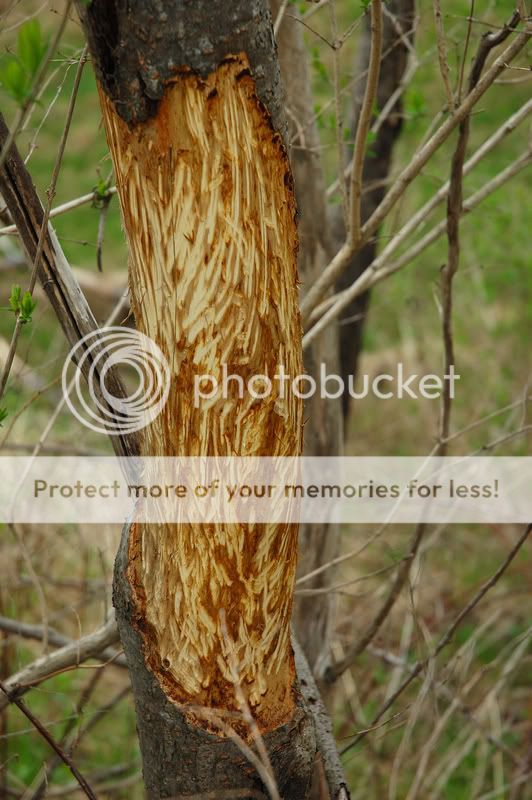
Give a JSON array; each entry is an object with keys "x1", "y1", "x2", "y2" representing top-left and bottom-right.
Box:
[
  {"x1": 62, "y1": 327, "x2": 170, "y2": 435},
  {"x1": 194, "y1": 363, "x2": 460, "y2": 407}
]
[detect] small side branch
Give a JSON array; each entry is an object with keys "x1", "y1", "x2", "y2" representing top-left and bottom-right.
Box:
[
  {"x1": 341, "y1": 523, "x2": 532, "y2": 754},
  {"x1": 324, "y1": 522, "x2": 426, "y2": 684},
  {"x1": 293, "y1": 637, "x2": 351, "y2": 799},
  {"x1": 0, "y1": 616, "x2": 122, "y2": 713},
  {"x1": 0, "y1": 678, "x2": 97, "y2": 800},
  {"x1": 349, "y1": 0, "x2": 383, "y2": 247},
  {"x1": 440, "y1": 8, "x2": 521, "y2": 451},
  {"x1": 433, "y1": 0, "x2": 454, "y2": 111}
]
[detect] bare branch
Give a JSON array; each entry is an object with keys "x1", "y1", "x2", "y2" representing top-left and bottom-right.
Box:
[
  {"x1": 324, "y1": 523, "x2": 426, "y2": 683},
  {"x1": 0, "y1": 616, "x2": 122, "y2": 713},
  {"x1": 311, "y1": 93, "x2": 532, "y2": 327},
  {"x1": 433, "y1": 0, "x2": 454, "y2": 110},
  {"x1": 0, "y1": 46, "x2": 88, "y2": 403},
  {"x1": 0, "y1": 678, "x2": 97, "y2": 800},
  {"x1": 349, "y1": 0, "x2": 383, "y2": 246},
  {"x1": 300, "y1": 21, "x2": 531, "y2": 322},
  {"x1": 303, "y1": 149, "x2": 532, "y2": 348},
  {"x1": 341, "y1": 523, "x2": 532, "y2": 754},
  {"x1": 0, "y1": 188, "x2": 118, "y2": 237}
]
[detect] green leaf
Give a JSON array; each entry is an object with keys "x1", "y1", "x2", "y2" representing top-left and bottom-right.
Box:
[
  {"x1": 18, "y1": 19, "x2": 46, "y2": 78},
  {"x1": 6, "y1": 285, "x2": 36, "y2": 323},
  {"x1": 366, "y1": 129, "x2": 377, "y2": 158},
  {"x1": 19, "y1": 291, "x2": 37, "y2": 323},
  {"x1": 0, "y1": 57, "x2": 28, "y2": 104},
  {"x1": 311, "y1": 46, "x2": 328, "y2": 83},
  {"x1": 0, "y1": 408, "x2": 8, "y2": 426},
  {"x1": 9, "y1": 285, "x2": 22, "y2": 314}
]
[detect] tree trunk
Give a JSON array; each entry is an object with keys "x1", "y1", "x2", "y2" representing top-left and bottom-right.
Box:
[
  {"x1": 77, "y1": 1, "x2": 317, "y2": 796},
  {"x1": 272, "y1": 3, "x2": 343, "y2": 681},
  {"x1": 332, "y1": 0, "x2": 415, "y2": 420}
]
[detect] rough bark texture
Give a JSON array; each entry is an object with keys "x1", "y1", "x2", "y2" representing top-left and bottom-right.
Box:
[
  {"x1": 78, "y1": 0, "x2": 286, "y2": 138},
  {"x1": 333, "y1": 0, "x2": 415, "y2": 420},
  {"x1": 272, "y1": 3, "x2": 343, "y2": 681},
  {"x1": 114, "y1": 526, "x2": 316, "y2": 799},
  {"x1": 79, "y1": 1, "x2": 318, "y2": 796}
]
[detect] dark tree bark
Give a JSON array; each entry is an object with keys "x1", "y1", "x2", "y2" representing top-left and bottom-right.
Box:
[
  {"x1": 332, "y1": 0, "x2": 415, "y2": 421},
  {"x1": 76, "y1": 1, "x2": 325, "y2": 796}
]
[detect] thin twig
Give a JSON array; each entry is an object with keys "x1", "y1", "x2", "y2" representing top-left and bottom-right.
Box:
[
  {"x1": 0, "y1": 679, "x2": 97, "y2": 800},
  {"x1": 341, "y1": 523, "x2": 532, "y2": 754},
  {"x1": 273, "y1": 0, "x2": 289, "y2": 36},
  {"x1": 324, "y1": 523, "x2": 426, "y2": 683},
  {"x1": 433, "y1": 0, "x2": 454, "y2": 110},
  {"x1": 329, "y1": 0, "x2": 349, "y2": 227},
  {"x1": 0, "y1": 0, "x2": 73, "y2": 174},
  {"x1": 349, "y1": 0, "x2": 383, "y2": 246},
  {"x1": 300, "y1": 22, "x2": 531, "y2": 323},
  {"x1": 303, "y1": 149, "x2": 531, "y2": 348},
  {"x1": 0, "y1": 46, "x2": 88, "y2": 403},
  {"x1": 0, "y1": 188, "x2": 118, "y2": 237},
  {"x1": 0, "y1": 616, "x2": 121, "y2": 713}
]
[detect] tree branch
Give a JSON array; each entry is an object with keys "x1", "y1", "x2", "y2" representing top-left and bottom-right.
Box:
[
  {"x1": 0, "y1": 678, "x2": 97, "y2": 800},
  {"x1": 349, "y1": 0, "x2": 383, "y2": 246},
  {"x1": 300, "y1": 20, "x2": 531, "y2": 323},
  {"x1": 0, "y1": 616, "x2": 122, "y2": 713},
  {"x1": 341, "y1": 523, "x2": 532, "y2": 754}
]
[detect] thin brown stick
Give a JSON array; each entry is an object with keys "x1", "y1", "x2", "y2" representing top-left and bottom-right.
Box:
[
  {"x1": 433, "y1": 0, "x2": 454, "y2": 110},
  {"x1": 341, "y1": 523, "x2": 532, "y2": 754},
  {"x1": 0, "y1": 679, "x2": 97, "y2": 800},
  {"x1": 30, "y1": 685, "x2": 131, "y2": 800},
  {"x1": 329, "y1": 0, "x2": 348, "y2": 226},
  {"x1": 0, "y1": 616, "x2": 122, "y2": 713},
  {"x1": 324, "y1": 522, "x2": 426, "y2": 683},
  {"x1": 0, "y1": 47, "x2": 87, "y2": 402},
  {"x1": 0, "y1": 1, "x2": 73, "y2": 173},
  {"x1": 300, "y1": 21, "x2": 531, "y2": 323},
  {"x1": 349, "y1": 0, "x2": 383, "y2": 246},
  {"x1": 440, "y1": 9, "x2": 521, "y2": 452},
  {"x1": 456, "y1": 0, "x2": 475, "y2": 102}
]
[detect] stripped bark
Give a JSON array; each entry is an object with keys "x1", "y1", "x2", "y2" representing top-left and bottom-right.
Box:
[
  {"x1": 331, "y1": 0, "x2": 415, "y2": 419},
  {"x1": 272, "y1": 2, "x2": 343, "y2": 681},
  {"x1": 77, "y1": 1, "x2": 318, "y2": 795}
]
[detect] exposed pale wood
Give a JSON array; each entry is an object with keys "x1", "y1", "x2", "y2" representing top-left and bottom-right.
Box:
[{"x1": 100, "y1": 56, "x2": 302, "y2": 729}]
